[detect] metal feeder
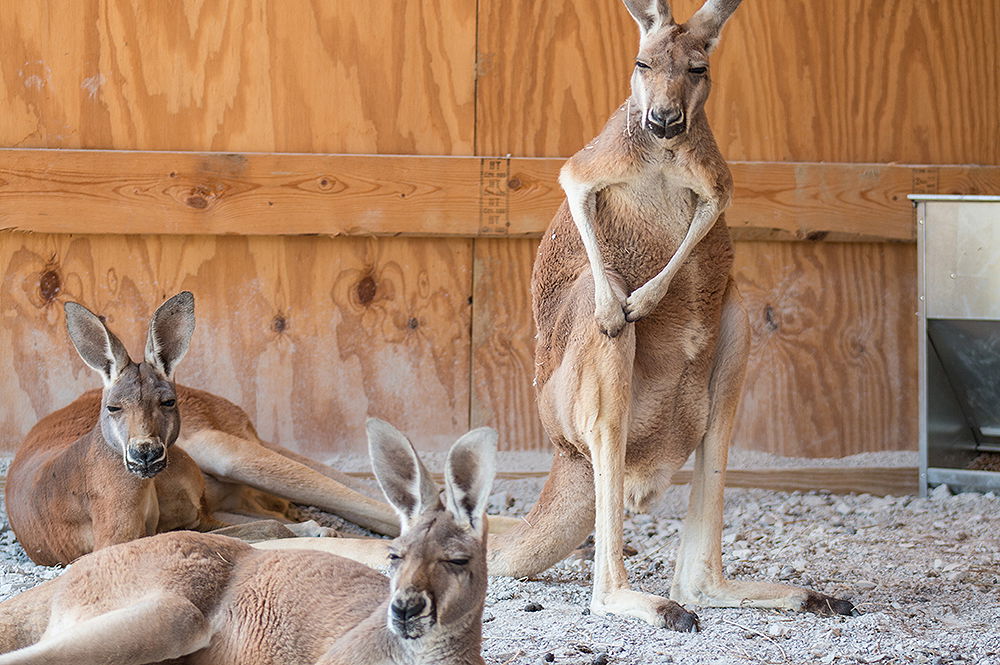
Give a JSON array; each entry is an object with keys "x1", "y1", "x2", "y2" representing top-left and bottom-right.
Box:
[{"x1": 915, "y1": 194, "x2": 1000, "y2": 495}]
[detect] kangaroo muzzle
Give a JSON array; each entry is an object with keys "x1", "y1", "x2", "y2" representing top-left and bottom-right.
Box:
[
  {"x1": 388, "y1": 589, "x2": 435, "y2": 639},
  {"x1": 125, "y1": 438, "x2": 167, "y2": 478},
  {"x1": 646, "y1": 106, "x2": 686, "y2": 139}
]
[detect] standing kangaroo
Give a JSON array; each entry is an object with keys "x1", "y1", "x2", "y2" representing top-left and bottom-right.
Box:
[
  {"x1": 5, "y1": 292, "x2": 401, "y2": 565},
  {"x1": 482, "y1": 0, "x2": 857, "y2": 628},
  {"x1": 0, "y1": 419, "x2": 495, "y2": 665}
]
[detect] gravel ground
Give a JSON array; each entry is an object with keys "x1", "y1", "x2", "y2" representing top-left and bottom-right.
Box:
[{"x1": 1, "y1": 452, "x2": 998, "y2": 665}]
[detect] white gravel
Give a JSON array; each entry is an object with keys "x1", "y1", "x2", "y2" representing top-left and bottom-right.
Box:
[{"x1": 2, "y1": 452, "x2": 998, "y2": 665}]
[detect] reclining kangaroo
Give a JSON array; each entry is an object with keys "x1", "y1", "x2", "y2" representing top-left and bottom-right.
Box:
[
  {"x1": 0, "y1": 419, "x2": 494, "y2": 665},
  {"x1": 263, "y1": 0, "x2": 856, "y2": 630},
  {"x1": 6, "y1": 292, "x2": 408, "y2": 564}
]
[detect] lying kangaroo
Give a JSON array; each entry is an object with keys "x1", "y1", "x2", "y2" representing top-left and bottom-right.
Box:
[
  {"x1": 484, "y1": 0, "x2": 857, "y2": 628},
  {"x1": 5, "y1": 292, "x2": 404, "y2": 566},
  {"x1": 0, "y1": 419, "x2": 494, "y2": 665}
]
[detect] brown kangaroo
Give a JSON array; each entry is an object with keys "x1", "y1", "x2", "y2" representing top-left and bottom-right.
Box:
[
  {"x1": 5, "y1": 292, "x2": 403, "y2": 565},
  {"x1": 0, "y1": 419, "x2": 494, "y2": 665},
  {"x1": 481, "y1": 0, "x2": 857, "y2": 629}
]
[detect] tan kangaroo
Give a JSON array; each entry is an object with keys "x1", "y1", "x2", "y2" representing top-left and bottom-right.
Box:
[
  {"x1": 4, "y1": 292, "x2": 405, "y2": 566},
  {"x1": 0, "y1": 419, "x2": 494, "y2": 665},
  {"x1": 481, "y1": 0, "x2": 858, "y2": 629}
]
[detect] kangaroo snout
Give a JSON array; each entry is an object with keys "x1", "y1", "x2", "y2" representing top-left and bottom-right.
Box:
[
  {"x1": 646, "y1": 107, "x2": 686, "y2": 139},
  {"x1": 125, "y1": 438, "x2": 167, "y2": 478},
  {"x1": 388, "y1": 590, "x2": 435, "y2": 639}
]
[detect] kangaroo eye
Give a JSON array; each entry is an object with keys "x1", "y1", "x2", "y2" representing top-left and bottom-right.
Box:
[
  {"x1": 446, "y1": 558, "x2": 470, "y2": 566},
  {"x1": 387, "y1": 552, "x2": 402, "y2": 562},
  {"x1": 106, "y1": 405, "x2": 122, "y2": 413},
  {"x1": 160, "y1": 399, "x2": 176, "y2": 408},
  {"x1": 689, "y1": 65, "x2": 708, "y2": 75},
  {"x1": 635, "y1": 60, "x2": 651, "y2": 70}
]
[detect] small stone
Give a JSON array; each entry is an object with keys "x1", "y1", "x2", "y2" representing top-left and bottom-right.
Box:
[
  {"x1": 524, "y1": 602, "x2": 544, "y2": 612},
  {"x1": 581, "y1": 608, "x2": 590, "y2": 615},
  {"x1": 593, "y1": 653, "x2": 610, "y2": 665},
  {"x1": 930, "y1": 484, "x2": 953, "y2": 499},
  {"x1": 767, "y1": 623, "x2": 785, "y2": 637},
  {"x1": 544, "y1": 653, "x2": 555, "y2": 662},
  {"x1": 834, "y1": 502, "x2": 854, "y2": 515},
  {"x1": 855, "y1": 580, "x2": 877, "y2": 590}
]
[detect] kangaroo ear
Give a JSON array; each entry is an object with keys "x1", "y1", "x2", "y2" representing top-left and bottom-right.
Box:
[
  {"x1": 622, "y1": 0, "x2": 673, "y2": 37},
  {"x1": 443, "y1": 427, "x2": 497, "y2": 532},
  {"x1": 145, "y1": 292, "x2": 195, "y2": 380},
  {"x1": 367, "y1": 419, "x2": 440, "y2": 533},
  {"x1": 686, "y1": 0, "x2": 742, "y2": 53},
  {"x1": 65, "y1": 302, "x2": 131, "y2": 387}
]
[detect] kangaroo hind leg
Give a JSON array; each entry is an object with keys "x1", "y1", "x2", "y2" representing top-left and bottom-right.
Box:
[
  {"x1": 0, "y1": 594, "x2": 210, "y2": 665},
  {"x1": 549, "y1": 273, "x2": 698, "y2": 630},
  {"x1": 670, "y1": 279, "x2": 856, "y2": 616}
]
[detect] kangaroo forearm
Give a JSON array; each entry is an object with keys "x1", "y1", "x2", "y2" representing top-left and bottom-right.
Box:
[{"x1": 646, "y1": 197, "x2": 721, "y2": 289}]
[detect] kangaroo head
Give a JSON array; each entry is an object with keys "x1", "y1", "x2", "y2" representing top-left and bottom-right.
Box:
[
  {"x1": 367, "y1": 419, "x2": 496, "y2": 641},
  {"x1": 622, "y1": 0, "x2": 741, "y2": 140},
  {"x1": 64, "y1": 292, "x2": 195, "y2": 479}
]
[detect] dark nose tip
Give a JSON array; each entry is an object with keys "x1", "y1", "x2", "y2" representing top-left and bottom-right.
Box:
[
  {"x1": 127, "y1": 440, "x2": 165, "y2": 465},
  {"x1": 391, "y1": 596, "x2": 427, "y2": 622},
  {"x1": 648, "y1": 108, "x2": 666, "y2": 126}
]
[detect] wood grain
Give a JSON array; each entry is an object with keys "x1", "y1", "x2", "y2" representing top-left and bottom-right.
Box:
[
  {"x1": 3, "y1": 150, "x2": 997, "y2": 240},
  {"x1": 470, "y1": 238, "x2": 546, "y2": 450},
  {"x1": 477, "y1": 0, "x2": 1000, "y2": 163},
  {"x1": 0, "y1": 0, "x2": 476, "y2": 154},
  {"x1": 732, "y1": 242, "x2": 918, "y2": 457},
  {"x1": 0, "y1": 231, "x2": 474, "y2": 455}
]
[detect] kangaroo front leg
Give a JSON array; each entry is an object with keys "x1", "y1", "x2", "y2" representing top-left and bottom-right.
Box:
[
  {"x1": 670, "y1": 280, "x2": 857, "y2": 615},
  {"x1": 560, "y1": 169, "x2": 626, "y2": 338},
  {"x1": 625, "y1": 194, "x2": 724, "y2": 322}
]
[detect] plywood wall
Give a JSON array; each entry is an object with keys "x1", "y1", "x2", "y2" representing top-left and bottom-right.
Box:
[{"x1": 1, "y1": 1, "x2": 996, "y2": 456}]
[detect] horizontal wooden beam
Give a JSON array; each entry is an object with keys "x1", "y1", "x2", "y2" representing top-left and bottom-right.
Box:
[
  {"x1": 346, "y1": 466, "x2": 919, "y2": 497},
  {"x1": 1, "y1": 149, "x2": 996, "y2": 241}
]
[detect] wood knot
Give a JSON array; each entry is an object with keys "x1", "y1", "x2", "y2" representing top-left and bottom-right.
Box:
[
  {"x1": 356, "y1": 276, "x2": 377, "y2": 305},
  {"x1": 39, "y1": 269, "x2": 61, "y2": 302},
  {"x1": 764, "y1": 305, "x2": 778, "y2": 331},
  {"x1": 407, "y1": 317, "x2": 419, "y2": 329},
  {"x1": 272, "y1": 315, "x2": 287, "y2": 333},
  {"x1": 806, "y1": 231, "x2": 829, "y2": 241},
  {"x1": 318, "y1": 177, "x2": 333, "y2": 190},
  {"x1": 186, "y1": 195, "x2": 208, "y2": 209},
  {"x1": 507, "y1": 177, "x2": 523, "y2": 191}
]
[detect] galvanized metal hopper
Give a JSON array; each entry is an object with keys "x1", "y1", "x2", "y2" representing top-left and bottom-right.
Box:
[{"x1": 916, "y1": 195, "x2": 1000, "y2": 494}]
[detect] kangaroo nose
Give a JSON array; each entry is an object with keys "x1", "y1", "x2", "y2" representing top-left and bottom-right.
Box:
[
  {"x1": 125, "y1": 439, "x2": 166, "y2": 477},
  {"x1": 662, "y1": 107, "x2": 683, "y2": 126},
  {"x1": 391, "y1": 596, "x2": 427, "y2": 622},
  {"x1": 648, "y1": 107, "x2": 666, "y2": 126}
]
